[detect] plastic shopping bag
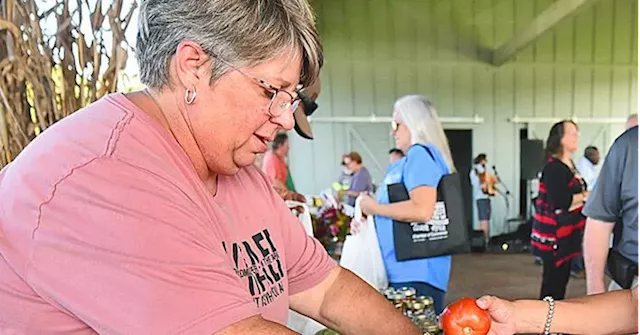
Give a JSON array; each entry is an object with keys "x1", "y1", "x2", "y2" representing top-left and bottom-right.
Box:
[
  {"x1": 285, "y1": 201, "x2": 314, "y2": 236},
  {"x1": 339, "y1": 196, "x2": 388, "y2": 290},
  {"x1": 286, "y1": 311, "x2": 326, "y2": 335},
  {"x1": 285, "y1": 201, "x2": 326, "y2": 334}
]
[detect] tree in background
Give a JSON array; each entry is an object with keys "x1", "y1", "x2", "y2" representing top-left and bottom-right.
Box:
[{"x1": 0, "y1": 0, "x2": 138, "y2": 167}]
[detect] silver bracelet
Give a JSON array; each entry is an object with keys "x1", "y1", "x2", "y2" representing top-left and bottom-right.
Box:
[{"x1": 542, "y1": 296, "x2": 555, "y2": 335}]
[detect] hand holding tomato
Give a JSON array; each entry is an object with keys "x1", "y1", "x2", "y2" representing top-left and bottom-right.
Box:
[
  {"x1": 473, "y1": 296, "x2": 517, "y2": 335},
  {"x1": 441, "y1": 297, "x2": 491, "y2": 335}
]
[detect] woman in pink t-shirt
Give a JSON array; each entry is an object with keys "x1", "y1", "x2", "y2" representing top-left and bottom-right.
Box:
[{"x1": 0, "y1": 0, "x2": 420, "y2": 334}]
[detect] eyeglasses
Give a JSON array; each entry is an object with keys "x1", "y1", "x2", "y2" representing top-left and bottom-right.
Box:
[
  {"x1": 391, "y1": 120, "x2": 401, "y2": 132},
  {"x1": 216, "y1": 57, "x2": 303, "y2": 117}
]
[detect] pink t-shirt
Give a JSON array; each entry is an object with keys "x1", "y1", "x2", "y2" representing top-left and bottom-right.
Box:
[
  {"x1": 0, "y1": 93, "x2": 336, "y2": 334},
  {"x1": 262, "y1": 151, "x2": 288, "y2": 185}
]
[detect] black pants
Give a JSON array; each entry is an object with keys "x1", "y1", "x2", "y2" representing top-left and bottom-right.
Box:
[{"x1": 540, "y1": 259, "x2": 572, "y2": 300}]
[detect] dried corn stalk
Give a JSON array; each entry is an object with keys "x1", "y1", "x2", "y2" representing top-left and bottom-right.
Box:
[{"x1": 0, "y1": 0, "x2": 137, "y2": 167}]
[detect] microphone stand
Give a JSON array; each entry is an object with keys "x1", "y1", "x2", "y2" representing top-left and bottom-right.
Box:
[
  {"x1": 492, "y1": 165, "x2": 511, "y2": 197},
  {"x1": 493, "y1": 165, "x2": 515, "y2": 233}
]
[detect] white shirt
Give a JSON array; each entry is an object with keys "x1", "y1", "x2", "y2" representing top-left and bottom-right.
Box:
[
  {"x1": 576, "y1": 156, "x2": 599, "y2": 191},
  {"x1": 469, "y1": 164, "x2": 489, "y2": 200}
]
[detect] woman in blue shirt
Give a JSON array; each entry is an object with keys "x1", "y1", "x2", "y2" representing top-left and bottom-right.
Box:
[{"x1": 359, "y1": 95, "x2": 456, "y2": 313}]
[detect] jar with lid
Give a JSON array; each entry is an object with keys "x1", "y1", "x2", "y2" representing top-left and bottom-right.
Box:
[{"x1": 422, "y1": 322, "x2": 440, "y2": 335}]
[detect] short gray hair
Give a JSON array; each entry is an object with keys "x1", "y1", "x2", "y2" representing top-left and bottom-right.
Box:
[
  {"x1": 626, "y1": 113, "x2": 638, "y2": 129},
  {"x1": 136, "y1": 0, "x2": 322, "y2": 89},
  {"x1": 394, "y1": 95, "x2": 456, "y2": 173}
]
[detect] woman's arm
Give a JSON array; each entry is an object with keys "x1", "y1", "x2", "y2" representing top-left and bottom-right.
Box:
[
  {"x1": 477, "y1": 287, "x2": 638, "y2": 335},
  {"x1": 543, "y1": 162, "x2": 573, "y2": 210},
  {"x1": 291, "y1": 267, "x2": 421, "y2": 335},
  {"x1": 360, "y1": 146, "x2": 441, "y2": 222},
  {"x1": 344, "y1": 190, "x2": 361, "y2": 197},
  {"x1": 568, "y1": 191, "x2": 588, "y2": 211},
  {"x1": 517, "y1": 288, "x2": 637, "y2": 334},
  {"x1": 362, "y1": 186, "x2": 437, "y2": 222}
]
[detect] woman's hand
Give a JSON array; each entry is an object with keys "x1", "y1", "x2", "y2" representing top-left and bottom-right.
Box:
[
  {"x1": 350, "y1": 217, "x2": 364, "y2": 234},
  {"x1": 359, "y1": 193, "x2": 378, "y2": 216},
  {"x1": 283, "y1": 191, "x2": 306, "y2": 203},
  {"x1": 475, "y1": 296, "x2": 518, "y2": 335}
]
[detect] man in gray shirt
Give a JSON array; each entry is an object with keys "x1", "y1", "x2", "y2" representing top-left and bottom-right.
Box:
[{"x1": 583, "y1": 126, "x2": 638, "y2": 294}]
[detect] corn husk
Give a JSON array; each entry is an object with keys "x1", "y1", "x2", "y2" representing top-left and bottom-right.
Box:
[{"x1": 0, "y1": 0, "x2": 137, "y2": 166}]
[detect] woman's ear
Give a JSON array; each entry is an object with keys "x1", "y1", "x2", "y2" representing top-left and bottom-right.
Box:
[{"x1": 173, "y1": 40, "x2": 210, "y2": 90}]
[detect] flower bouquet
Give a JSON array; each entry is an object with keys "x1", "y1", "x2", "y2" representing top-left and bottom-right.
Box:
[{"x1": 311, "y1": 190, "x2": 351, "y2": 260}]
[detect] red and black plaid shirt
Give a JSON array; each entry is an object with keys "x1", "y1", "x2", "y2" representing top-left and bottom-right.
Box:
[{"x1": 531, "y1": 158, "x2": 586, "y2": 267}]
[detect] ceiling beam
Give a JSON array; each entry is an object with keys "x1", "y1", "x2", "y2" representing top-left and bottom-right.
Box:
[{"x1": 492, "y1": 0, "x2": 602, "y2": 66}]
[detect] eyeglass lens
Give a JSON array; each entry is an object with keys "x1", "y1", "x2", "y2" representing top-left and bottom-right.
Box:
[{"x1": 269, "y1": 90, "x2": 300, "y2": 116}]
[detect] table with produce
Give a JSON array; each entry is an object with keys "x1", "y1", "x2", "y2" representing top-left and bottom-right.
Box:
[
  {"x1": 298, "y1": 193, "x2": 492, "y2": 335},
  {"x1": 315, "y1": 286, "x2": 491, "y2": 335}
]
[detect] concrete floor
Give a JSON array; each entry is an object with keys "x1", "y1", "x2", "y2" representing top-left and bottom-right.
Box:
[{"x1": 445, "y1": 253, "x2": 587, "y2": 304}]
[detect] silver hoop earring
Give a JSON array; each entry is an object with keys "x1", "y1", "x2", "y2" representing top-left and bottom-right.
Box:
[{"x1": 184, "y1": 86, "x2": 197, "y2": 105}]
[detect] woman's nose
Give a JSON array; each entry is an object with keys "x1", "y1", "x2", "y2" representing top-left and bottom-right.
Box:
[{"x1": 271, "y1": 110, "x2": 295, "y2": 130}]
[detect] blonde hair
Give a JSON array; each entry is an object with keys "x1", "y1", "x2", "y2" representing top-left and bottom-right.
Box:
[{"x1": 393, "y1": 95, "x2": 456, "y2": 172}]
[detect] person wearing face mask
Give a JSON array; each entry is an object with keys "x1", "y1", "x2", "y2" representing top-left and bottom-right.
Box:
[
  {"x1": 334, "y1": 154, "x2": 354, "y2": 194},
  {"x1": 531, "y1": 120, "x2": 589, "y2": 301},
  {"x1": 470, "y1": 153, "x2": 493, "y2": 243},
  {"x1": 341, "y1": 152, "x2": 373, "y2": 206},
  {"x1": 359, "y1": 95, "x2": 456, "y2": 314}
]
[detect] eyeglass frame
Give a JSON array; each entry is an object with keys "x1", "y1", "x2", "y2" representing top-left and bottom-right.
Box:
[
  {"x1": 391, "y1": 120, "x2": 401, "y2": 132},
  {"x1": 214, "y1": 57, "x2": 304, "y2": 117}
]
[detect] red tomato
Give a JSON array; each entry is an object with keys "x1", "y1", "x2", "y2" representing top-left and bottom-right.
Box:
[{"x1": 441, "y1": 297, "x2": 491, "y2": 335}]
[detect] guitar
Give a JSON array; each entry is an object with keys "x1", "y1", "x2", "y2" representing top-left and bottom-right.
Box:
[{"x1": 477, "y1": 169, "x2": 498, "y2": 196}]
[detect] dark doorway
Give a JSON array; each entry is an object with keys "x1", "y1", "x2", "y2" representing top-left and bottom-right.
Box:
[{"x1": 445, "y1": 130, "x2": 473, "y2": 230}]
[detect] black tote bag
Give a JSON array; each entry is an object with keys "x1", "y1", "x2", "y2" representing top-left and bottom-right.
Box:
[{"x1": 389, "y1": 145, "x2": 470, "y2": 261}]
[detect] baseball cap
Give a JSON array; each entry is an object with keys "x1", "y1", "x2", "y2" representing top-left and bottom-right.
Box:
[{"x1": 293, "y1": 77, "x2": 321, "y2": 140}]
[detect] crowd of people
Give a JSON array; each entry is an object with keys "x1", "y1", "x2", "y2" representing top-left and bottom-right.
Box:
[
  {"x1": 0, "y1": 0, "x2": 637, "y2": 334},
  {"x1": 478, "y1": 115, "x2": 638, "y2": 335}
]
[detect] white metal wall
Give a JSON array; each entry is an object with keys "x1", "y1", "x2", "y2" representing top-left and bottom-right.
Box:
[{"x1": 289, "y1": 0, "x2": 638, "y2": 236}]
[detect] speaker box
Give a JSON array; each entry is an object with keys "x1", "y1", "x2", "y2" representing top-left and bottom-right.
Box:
[
  {"x1": 470, "y1": 230, "x2": 486, "y2": 253},
  {"x1": 520, "y1": 139, "x2": 545, "y2": 180},
  {"x1": 487, "y1": 220, "x2": 533, "y2": 254}
]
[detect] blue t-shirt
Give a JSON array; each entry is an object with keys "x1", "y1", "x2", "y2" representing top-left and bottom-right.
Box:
[{"x1": 374, "y1": 144, "x2": 452, "y2": 291}]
